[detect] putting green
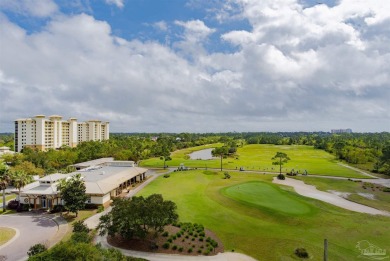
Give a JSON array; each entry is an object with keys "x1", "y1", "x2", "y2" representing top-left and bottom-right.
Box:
[{"x1": 222, "y1": 181, "x2": 312, "y2": 215}]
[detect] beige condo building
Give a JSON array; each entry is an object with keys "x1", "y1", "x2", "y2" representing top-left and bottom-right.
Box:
[{"x1": 14, "y1": 115, "x2": 109, "y2": 152}]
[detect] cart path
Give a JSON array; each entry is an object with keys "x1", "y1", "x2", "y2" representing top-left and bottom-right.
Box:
[
  {"x1": 273, "y1": 177, "x2": 390, "y2": 216},
  {"x1": 96, "y1": 235, "x2": 257, "y2": 261}
]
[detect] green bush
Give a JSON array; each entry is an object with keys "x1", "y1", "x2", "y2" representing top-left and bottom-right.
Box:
[
  {"x1": 27, "y1": 243, "x2": 47, "y2": 257},
  {"x1": 383, "y1": 187, "x2": 390, "y2": 192},
  {"x1": 178, "y1": 247, "x2": 183, "y2": 252},
  {"x1": 199, "y1": 237, "x2": 204, "y2": 242},
  {"x1": 172, "y1": 235, "x2": 177, "y2": 240},
  {"x1": 163, "y1": 174, "x2": 170, "y2": 178},
  {"x1": 172, "y1": 245, "x2": 177, "y2": 250},
  {"x1": 295, "y1": 248, "x2": 309, "y2": 258},
  {"x1": 167, "y1": 238, "x2": 173, "y2": 243},
  {"x1": 71, "y1": 232, "x2": 92, "y2": 243},
  {"x1": 188, "y1": 248, "x2": 193, "y2": 253},
  {"x1": 277, "y1": 173, "x2": 285, "y2": 180},
  {"x1": 176, "y1": 232, "x2": 182, "y2": 237},
  {"x1": 97, "y1": 205, "x2": 104, "y2": 213},
  {"x1": 72, "y1": 221, "x2": 90, "y2": 233},
  {"x1": 162, "y1": 242, "x2": 170, "y2": 249},
  {"x1": 162, "y1": 231, "x2": 169, "y2": 237}
]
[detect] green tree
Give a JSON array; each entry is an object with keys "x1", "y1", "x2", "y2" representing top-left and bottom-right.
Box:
[
  {"x1": 144, "y1": 194, "x2": 178, "y2": 237},
  {"x1": 272, "y1": 152, "x2": 290, "y2": 175},
  {"x1": 212, "y1": 146, "x2": 229, "y2": 171},
  {"x1": 0, "y1": 163, "x2": 10, "y2": 211},
  {"x1": 98, "y1": 194, "x2": 178, "y2": 240},
  {"x1": 58, "y1": 174, "x2": 88, "y2": 217},
  {"x1": 10, "y1": 169, "x2": 33, "y2": 207}
]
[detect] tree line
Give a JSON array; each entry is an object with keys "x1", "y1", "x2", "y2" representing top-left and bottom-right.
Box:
[{"x1": 1, "y1": 132, "x2": 389, "y2": 176}]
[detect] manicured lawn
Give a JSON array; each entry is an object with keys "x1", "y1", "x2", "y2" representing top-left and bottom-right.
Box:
[
  {"x1": 141, "y1": 144, "x2": 368, "y2": 178},
  {"x1": 0, "y1": 227, "x2": 16, "y2": 246},
  {"x1": 138, "y1": 170, "x2": 390, "y2": 261},
  {"x1": 222, "y1": 181, "x2": 313, "y2": 215},
  {"x1": 0, "y1": 194, "x2": 16, "y2": 205},
  {"x1": 293, "y1": 176, "x2": 390, "y2": 212},
  {"x1": 62, "y1": 209, "x2": 98, "y2": 241}
]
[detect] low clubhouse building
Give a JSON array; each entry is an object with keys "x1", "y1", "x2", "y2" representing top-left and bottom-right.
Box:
[{"x1": 16, "y1": 158, "x2": 148, "y2": 210}]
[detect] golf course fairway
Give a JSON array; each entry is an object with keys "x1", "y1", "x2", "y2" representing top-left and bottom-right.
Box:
[{"x1": 138, "y1": 170, "x2": 390, "y2": 260}]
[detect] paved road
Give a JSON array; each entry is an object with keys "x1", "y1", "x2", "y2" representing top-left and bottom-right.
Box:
[{"x1": 0, "y1": 213, "x2": 59, "y2": 261}]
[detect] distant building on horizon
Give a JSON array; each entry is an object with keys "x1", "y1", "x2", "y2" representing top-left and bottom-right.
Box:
[
  {"x1": 331, "y1": 128, "x2": 352, "y2": 134},
  {"x1": 14, "y1": 115, "x2": 109, "y2": 152}
]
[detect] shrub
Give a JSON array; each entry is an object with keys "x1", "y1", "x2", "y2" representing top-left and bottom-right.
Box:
[
  {"x1": 224, "y1": 172, "x2": 231, "y2": 179},
  {"x1": 188, "y1": 248, "x2": 193, "y2": 253},
  {"x1": 199, "y1": 231, "x2": 205, "y2": 237},
  {"x1": 185, "y1": 235, "x2": 189, "y2": 239},
  {"x1": 178, "y1": 247, "x2": 183, "y2": 252},
  {"x1": 73, "y1": 220, "x2": 90, "y2": 233},
  {"x1": 295, "y1": 248, "x2": 309, "y2": 258},
  {"x1": 50, "y1": 205, "x2": 65, "y2": 213},
  {"x1": 162, "y1": 242, "x2": 170, "y2": 249},
  {"x1": 199, "y1": 237, "x2": 204, "y2": 242},
  {"x1": 163, "y1": 174, "x2": 170, "y2": 178},
  {"x1": 384, "y1": 188, "x2": 390, "y2": 192},
  {"x1": 162, "y1": 231, "x2": 169, "y2": 237},
  {"x1": 71, "y1": 232, "x2": 92, "y2": 243},
  {"x1": 27, "y1": 243, "x2": 47, "y2": 257},
  {"x1": 204, "y1": 250, "x2": 210, "y2": 255},
  {"x1": 192, "y1": 237, "x2": 195, "y2": 241},
  {"x1": 167, "y1": 238, "x2": 173, "y2": 243},
  {"x1": 277, "y1": 173, "x2": 285, "y2": 180},
  {"x1": 97, "y1": 205, "x2": 104, "y2": 213},
  {"x1": 176, "y1": 232, "x2": 182, "y2": 237},
  {"x1": 172, "y1": 235, "x2": 177, "y2": 240},
  {"x1": 172, "y1": 245, "x2": 177, "y2": 250}
]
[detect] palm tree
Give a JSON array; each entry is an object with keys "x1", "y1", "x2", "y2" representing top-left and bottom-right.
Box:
[
  {"x1": 10, "y1": 170, "x2": 32, "y2": 207},
  {"x1": 0, "y1": 165, "x2": 10, "y2": 212}
]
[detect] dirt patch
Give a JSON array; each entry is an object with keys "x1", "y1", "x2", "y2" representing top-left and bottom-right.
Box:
[
  {"x1": 357, "y1": 193, "x2": 376, "y2": 200},
  {"x1": 328, "y1": 190, "x2": 351, "y2": 198},
  {"x1": 107, "y1": 224, "x2": 224, "y2": 256}
]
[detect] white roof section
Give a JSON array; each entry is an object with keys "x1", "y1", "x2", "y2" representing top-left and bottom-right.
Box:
[
  {"x1": 72, "y1": 158, "x2": 114, "y2": 168},
  {"x1": 19, "y1": 163, "x2": 148, "y2": 196}
]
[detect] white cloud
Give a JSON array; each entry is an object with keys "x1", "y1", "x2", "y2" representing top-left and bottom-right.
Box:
[
  {"x1": 153, "y1": 21, "x2": 168, "y2": 31},
  {"x1": 0, "y1": 0, "x2": 389, "y2": 132},
  {"x1": 0, "y1": 0, "x2": 58, "y2": 17},
  {"x1": 105, "y1": 0, "x2": 124, "y2": 9}
]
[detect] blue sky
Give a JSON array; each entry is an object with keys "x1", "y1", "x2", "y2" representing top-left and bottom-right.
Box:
[{"x1": 1, "y1": 0, "x2": 389, "y2": 132}]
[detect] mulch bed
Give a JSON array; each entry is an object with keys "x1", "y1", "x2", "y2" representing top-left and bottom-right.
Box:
[{"x1": 107, "y1": 224, "x2": 224, "y2": 256}]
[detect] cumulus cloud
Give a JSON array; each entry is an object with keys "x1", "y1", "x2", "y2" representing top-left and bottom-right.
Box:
[
  {"x1": 0, "y1": 0, "x2": 389, "y2": 132},
  {"x1": 0, "y1": 0, "x2": 58, "y2": 17}
]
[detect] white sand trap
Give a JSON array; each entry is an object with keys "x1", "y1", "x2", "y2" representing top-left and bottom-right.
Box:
[{"x1": 273, "y1": 177, "x2": 390, "y2": 217}]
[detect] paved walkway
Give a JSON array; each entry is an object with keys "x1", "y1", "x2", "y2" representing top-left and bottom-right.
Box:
[
  {"x1": 273, "y1": 177, "x2": 390, "y2": 216},
  {"x1": 96, "y1": 235, "x2": 257, "y2": 261},
  {"x1": 0, "y1": 212, "x2": 67, "y2": 261}
]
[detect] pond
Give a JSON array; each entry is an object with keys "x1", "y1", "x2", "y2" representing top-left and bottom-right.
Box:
[{"x1": 188, "y1": 148, "x2": 215, "y2": 160}]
